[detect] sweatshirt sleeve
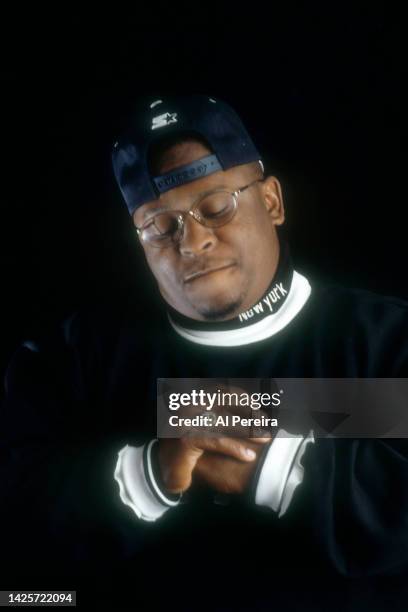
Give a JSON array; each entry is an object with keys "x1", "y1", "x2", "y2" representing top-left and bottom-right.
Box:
[
  {"x1": 254, "y1": 429, "x2": 314, "y2": 517},
  {"x1": 0, "y1": 332, "x2": 158, "y2": 582},
  {"x1": 114, "y1": 440, "x2": 181, "y2": 522},
  {"x1": 289, "y1": 436, "x2": 408, "y2": 577}
]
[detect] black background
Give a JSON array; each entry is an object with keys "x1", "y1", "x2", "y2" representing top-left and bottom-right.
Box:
[{"x1": 2, "y1": 2, "x2": 407, "y2": 377}]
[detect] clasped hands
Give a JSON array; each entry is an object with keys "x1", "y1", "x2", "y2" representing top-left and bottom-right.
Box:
[{"x1": 158, "y1": 385, "x2": 275, "y2": 496}]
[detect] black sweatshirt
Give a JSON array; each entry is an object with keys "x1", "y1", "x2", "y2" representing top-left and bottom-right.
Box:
[{"x1": 1, "y1": 276, "x2": 408, "y2": 611}]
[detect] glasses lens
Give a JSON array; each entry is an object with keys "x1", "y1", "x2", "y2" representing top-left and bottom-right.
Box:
[
  {"x1": 142, "y1": 212, "x2": 182, "y2": 246},
  {"x1": 196, "y1": 192, "x2": 236, "y2": 227}
]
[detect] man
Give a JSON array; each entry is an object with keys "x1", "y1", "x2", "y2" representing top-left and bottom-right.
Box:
[{"x1": 1, "y1": 95, "x2": 408, "y2": 611}]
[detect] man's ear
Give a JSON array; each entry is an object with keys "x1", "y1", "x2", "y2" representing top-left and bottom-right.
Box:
[
  {"x1": 132, "y1": 211, "x2": 145, "y2": 249},
  {"x1": 261, "y1": 176, "x2": 285, "y2": 226}
]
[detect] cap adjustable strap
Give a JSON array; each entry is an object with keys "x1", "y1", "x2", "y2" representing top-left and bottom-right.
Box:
[{"x1": 153, "y1": 154, "x2": 222, "y2": 194}]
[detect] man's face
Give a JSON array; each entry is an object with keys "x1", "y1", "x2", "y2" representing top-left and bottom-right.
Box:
[{"x1": 133, "y1": 142, "x2": 285, "y2": 321}]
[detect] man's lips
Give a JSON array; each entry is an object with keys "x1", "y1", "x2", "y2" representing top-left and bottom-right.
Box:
[{"x1": 184, "y1": 263, "x2": 236, "y2": 283}]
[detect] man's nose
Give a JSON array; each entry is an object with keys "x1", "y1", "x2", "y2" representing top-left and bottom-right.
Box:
[{"x1": 178, "y1": 215, "x2": 216, "y2": 256}]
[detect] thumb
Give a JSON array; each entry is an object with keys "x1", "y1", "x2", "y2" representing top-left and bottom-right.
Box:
[{"x1": 159, "y1": 441, "x2": 204, "y2": 494}]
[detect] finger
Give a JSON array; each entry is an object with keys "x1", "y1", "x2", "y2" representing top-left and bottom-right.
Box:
[
  {"x1": 185, "y1": 436, "x2": 257, "y2": 462},
  {"x1": 158, "y1": 441, "x2": 204, "y2": 494},
  {"x1": 194, "y1": 453, "x2": 255, "y2": 495}
]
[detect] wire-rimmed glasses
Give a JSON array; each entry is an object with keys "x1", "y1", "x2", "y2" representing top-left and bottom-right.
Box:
[{"x1": 136, "y1": 179, "x2": 263, "y2": 248}]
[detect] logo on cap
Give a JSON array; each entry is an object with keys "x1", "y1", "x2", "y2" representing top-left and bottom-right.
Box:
[{"x1": 151, "y1": 112, "x2": 178, "y2": 130}]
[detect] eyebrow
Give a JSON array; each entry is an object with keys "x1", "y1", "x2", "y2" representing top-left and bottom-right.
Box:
[{"x1": 141, "y1": 184, "x2": 228, "y2": 221}]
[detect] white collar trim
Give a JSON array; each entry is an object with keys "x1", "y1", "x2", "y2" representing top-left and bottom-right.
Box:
[{"x1": 168, "y1": 270, "x2": 312, "y2": 347}]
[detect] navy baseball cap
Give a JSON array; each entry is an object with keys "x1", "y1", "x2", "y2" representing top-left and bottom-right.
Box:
[{"x1": 112, "y1": 95, "x2": 262, "y2": 216}]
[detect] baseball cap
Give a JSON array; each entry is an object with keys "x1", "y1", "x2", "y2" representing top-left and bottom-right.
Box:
[{"x1": 112, "y1": 95, "x2": 262, "y2": 216}]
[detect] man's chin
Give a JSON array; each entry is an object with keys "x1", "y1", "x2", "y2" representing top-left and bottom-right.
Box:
[{"x1": 191, "y1": 296, "x2": 245, "y2": 321}]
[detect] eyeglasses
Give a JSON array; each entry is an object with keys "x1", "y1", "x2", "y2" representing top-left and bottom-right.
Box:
[{"x1": 136, "y1": 179, "x2": 263, "y2": 248}]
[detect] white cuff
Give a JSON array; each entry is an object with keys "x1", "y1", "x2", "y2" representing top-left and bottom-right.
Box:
[
  {"x1": 114, "y1": 441, "x2": 180, "y2": 522},
  {"x1": 255, "y1": 429, "x2": 314, "y2": 517}
]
